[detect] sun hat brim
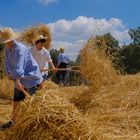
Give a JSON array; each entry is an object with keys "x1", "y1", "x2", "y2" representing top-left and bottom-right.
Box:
[
  {"x1": 2, "y1": 34, "x2": 20, "y2": 43},
  {"x1": 0, "y1": 28, "x2": 20, "y2": 44},
  {"x1": 33, "y1": 36, "x2": 47, "y2": 44}
]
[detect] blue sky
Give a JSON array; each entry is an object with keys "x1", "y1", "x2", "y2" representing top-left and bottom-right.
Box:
[{"x1": 0, "y1": 0, "x2": 140, "y2": 60}]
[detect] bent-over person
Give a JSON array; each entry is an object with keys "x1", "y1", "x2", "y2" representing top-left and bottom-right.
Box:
[{"x1": 0, "y1": 28, "x2": 43, "y2": 130}]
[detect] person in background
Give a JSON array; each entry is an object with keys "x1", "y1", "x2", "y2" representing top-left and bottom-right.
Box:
[
  {"x1": 30, "y1": 35, "x2": 57, "y2": 85},
  {"x1": 0, "y1": 28, "x2": 43, "y2": 130},
  {"x1": 56, "y1": 47, "x2": 70, "y2": 86}
]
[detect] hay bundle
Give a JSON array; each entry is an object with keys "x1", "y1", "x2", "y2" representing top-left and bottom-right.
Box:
[
  {"x1": 6, "y1": 91, "x2": 95, "y2": 140},
  {"x1": 80, "y1": 38, "x2": 120, "y2": 91},
  {"x1": 74, "y1": 36, "x2": 140, "y2": 138},
  {"x1": 21, "y1": 23, "x2": 52, "y2": 49},
  {"x1": 44, "y1": 80, "x2": 58, "y2": 89}
]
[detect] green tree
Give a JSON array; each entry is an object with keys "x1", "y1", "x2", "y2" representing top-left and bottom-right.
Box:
[
  {"x1": 114, "y1": 45, "x2": 140, "y2": 74},
  {"x1": 113, "y1": 26, "x2": 140, "y2": 74},
  {"x1": 129, "y1": 26, "x2": 140, "y2": 45},
  {"x1": 75, "y1": 54, "x2": 81, "y2": 66},
  {"x1": 49, "y1": 49, "x2": 59, "y2": 66}
]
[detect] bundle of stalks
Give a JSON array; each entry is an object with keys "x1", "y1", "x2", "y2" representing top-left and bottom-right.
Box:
[
  {"x1": 5, "y1": 91, "x2": 96, "y2": 140},
  {"x1": 44, "y1": 80, "x2": 58, "y2": 89},
  {"x1": 71, "y1": 37, "x2": 140, "y2": 139},
  {"x1": 80, "y1": 38, "x2": 120, "y2": 92},
  {"x1": 87, "y1": 79, "x2": 140, "y2": 139},
  {"x1": 71, "y1": 81, "x2": 140, "y2": 139},
  {"x1": 21, "y1": 23, "x2": 52, "y2": 49}
]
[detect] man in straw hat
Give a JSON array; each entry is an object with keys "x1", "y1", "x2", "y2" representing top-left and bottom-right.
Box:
[
  {"x1": 56, "y1": 47, "x2": 70, "y2": 86},
  {"x1": 0, "y1": 28, "x2": 43, "y2": 130},
  {"x1": 30, "y1": 34, "x2": 57, "y2": 84}
]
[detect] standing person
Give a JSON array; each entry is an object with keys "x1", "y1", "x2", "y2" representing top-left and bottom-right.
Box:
[
  {"x1": 0, "y1": 28, "x2": 43, "y2": 130},
  {"x1": 56, "y1": 47, "x2": 70, "y2": 86},
  {"x1": 30, "y1": 34, "x2": 57, "y2": 84}
]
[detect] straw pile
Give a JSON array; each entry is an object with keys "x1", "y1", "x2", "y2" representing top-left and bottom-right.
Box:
[
  {"x1": 80, "y1": 38, "x2": 120, "y2": 92},
  {"x1": 70, "y1": 37, "x2": 140, "y2": 139},
  {"x1": 86, "y1": 74, "x2": 140, "y2": 139},
  {"x1": 21, "y1": 23, "x2": 52, "y2": 49},
  {"x1": 43, "y1": 80, "x2": 58, "y2": 89},
  {"x1": 71, "y1": 38, "x2": 120, "y2": 112},
  {"x1": 5, "y1": 91, "x2": 95, "y2": 140}
]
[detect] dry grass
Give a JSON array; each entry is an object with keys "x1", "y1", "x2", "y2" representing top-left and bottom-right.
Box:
[
  {"x1": 5, "y1": 91, "x2": 96, "y2": 140},
  {"x1": 80, "y1": 40, "x2": 119, "y2": 92},
  {"x1": 0, "y1": 77, "x2": 13, "y2": 99},
  {"x1": 71, "y1": 38, "x2": 140, "y2": 139},
  {"x1": 21, "y1": 23, "x2": 52, "y2": 49},
  {"x1": 43, "y1": 80, "x2": 58, "y2": 89}
]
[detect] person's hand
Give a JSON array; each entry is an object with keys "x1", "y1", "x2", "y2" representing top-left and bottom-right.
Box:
[
  {"x1": 15, "y1": 78, "x2": 25, "y2": 91},
  {"x1": 53, "y1": 67, "x2": 58, "y2": 73},
  {"x1": 37, "y1": 83, "x2": 44, "y2": 90}
]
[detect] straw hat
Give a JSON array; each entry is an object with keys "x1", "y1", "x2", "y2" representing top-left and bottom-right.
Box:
[
  {"x1": 59, "y1": 47, "x2": 64, "y2": 52},
  {"x1": 21, "y1": 23, "x2": 52, "y2": 49},
  {"x1": 0, "y1": 28, "x2": 20, "y2": 43},
  {"x1": 33, "y1": 34, "x2": 47, "y2": 44}
]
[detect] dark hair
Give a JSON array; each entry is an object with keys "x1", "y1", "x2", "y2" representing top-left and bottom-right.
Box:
[{"x1": 35, "y1": 39, "x2": 46, "y2": 44}]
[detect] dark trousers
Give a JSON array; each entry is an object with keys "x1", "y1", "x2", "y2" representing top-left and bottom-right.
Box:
[
  {"x1": 56, "y1": 63, "x2": 68, "y2": 85},
  {"x1": 14, "y1": 86, "x2": 37, "y2": 101}
]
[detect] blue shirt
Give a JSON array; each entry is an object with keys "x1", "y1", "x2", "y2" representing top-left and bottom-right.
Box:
[
  {"x1": 5, "y1": 40, "x2": 43, "y2": 89},
  {"x1": 57, "y1": 52, "x2": 70, "y2": 65}
]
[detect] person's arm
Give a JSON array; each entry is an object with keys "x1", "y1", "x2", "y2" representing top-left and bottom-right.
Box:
[
  {"x1": 5, "y1": 48, "x2": 13, "y2": 76},
  {"x1": 15, "y1": 78, "x2": 25, "y2": 91},
  {"x1": 13, "y1": 46, "x2": 26, "y2": 90},
  {"x1": 13, "y1": 48, "x2": 25, "y2": 79},
  {"x1": 47, "y1": 60, "x2": 57, "y2": 74},
  {"x1": 46, "y1": 50, "x2": 57, "y2": 72},
  {"x1": 48, "y1": 61, "x2": 55, "y2": 69}
]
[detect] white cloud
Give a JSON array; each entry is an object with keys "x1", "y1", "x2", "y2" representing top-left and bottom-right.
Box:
[
  {"x1": 37, "y1": 0, "x2": 57, "y2": 5},
  {"x1": 48, "y1": 16, "x2": 131, "y2": 60}
]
